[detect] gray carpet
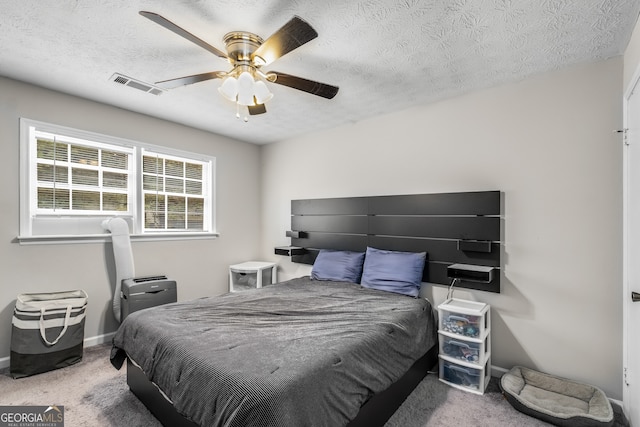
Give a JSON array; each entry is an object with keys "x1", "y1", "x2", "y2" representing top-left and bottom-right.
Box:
[{"x1": 0, "y1": 344, "x2": 629, "y2": 426}]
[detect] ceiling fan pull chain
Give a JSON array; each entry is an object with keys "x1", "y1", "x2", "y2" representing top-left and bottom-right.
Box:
[{"x1": 234, "y1": 103, "x2": 249, "y2": 122}]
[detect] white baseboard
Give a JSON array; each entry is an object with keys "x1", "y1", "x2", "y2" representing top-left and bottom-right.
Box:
[
  {"x1": 491, "y1": 364, "x2": 509, "y2": 377},
  {"x1": 83, "y1": 331, "x2": 116, "y2": 348},
  {"x1": 0, "y1": 332, "x2": 116, "y2": 370}
]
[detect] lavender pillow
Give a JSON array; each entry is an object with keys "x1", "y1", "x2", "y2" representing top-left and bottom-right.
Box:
[
  {"x1": 360, "y1": 247, "x2": 426, "y2": 297},
  {"x1": 311, "y1": 250, "x2": 365, "y2": 283}
]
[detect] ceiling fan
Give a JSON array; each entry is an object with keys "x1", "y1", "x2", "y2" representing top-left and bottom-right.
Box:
[{"x1": 139, "y1": 11, "x2": 339, "y2": 120}]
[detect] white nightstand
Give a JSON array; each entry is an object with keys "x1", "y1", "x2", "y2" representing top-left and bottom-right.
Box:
[{"x1": 229, "y1": 261, "x2": 277, "y2": 292}]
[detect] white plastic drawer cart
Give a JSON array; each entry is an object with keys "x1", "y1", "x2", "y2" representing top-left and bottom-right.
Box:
[
  {"x1": 229, "y1": 261, "x2": 277, "y2": 292},
  {"x1": 438, "y1": 298, "x2": 491, "y2": 395}
]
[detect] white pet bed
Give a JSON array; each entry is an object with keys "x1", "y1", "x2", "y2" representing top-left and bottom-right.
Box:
[{"x1": 500, "y1": 366, "x2": 614, "y2": 427}]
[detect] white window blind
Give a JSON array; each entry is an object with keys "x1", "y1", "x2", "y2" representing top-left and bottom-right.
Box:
[
  {"x1": 142, "y1": 150, "x2": 209, "y2": 232},
  {"x1": 19, "y1": 118, "x2": 217, "y2": 242},
  {"x1": 35, "y1": 134, "x2": 133, "y2": 215}
]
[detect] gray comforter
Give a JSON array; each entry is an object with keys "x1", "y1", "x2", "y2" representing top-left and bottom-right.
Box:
[{"x1": 111, "y1": 277, "x2": 437, "y2": 427}]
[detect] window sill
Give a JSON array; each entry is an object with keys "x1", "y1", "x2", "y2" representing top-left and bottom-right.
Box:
[{"x1": 16, "y1": 232, "x2": 220, "y2": 245}]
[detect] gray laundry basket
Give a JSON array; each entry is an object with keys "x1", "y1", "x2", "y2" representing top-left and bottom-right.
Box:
[{"x1": 10, "y1": 290, "x2": 88, "y2": 378}]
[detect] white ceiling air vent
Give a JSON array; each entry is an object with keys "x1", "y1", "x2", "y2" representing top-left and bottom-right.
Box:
[{"x1": 109, "y1": 73, "x2": 164, "y2": 95}]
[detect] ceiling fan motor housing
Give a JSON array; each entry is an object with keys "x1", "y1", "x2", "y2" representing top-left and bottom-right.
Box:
[{"x1": 223, "y1": 32, "x2": 264, "y2": 67}]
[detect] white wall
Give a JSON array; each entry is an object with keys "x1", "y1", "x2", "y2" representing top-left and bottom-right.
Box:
[
  {"x1": 625, "y1": 16, "x2": 640, "y2": 89},
  {"x1": 0, "y1": 77, "x2": 262, "y2": 361},
  {"x1": 260, "y1": 58, "x2": 624, "y2": 399}
]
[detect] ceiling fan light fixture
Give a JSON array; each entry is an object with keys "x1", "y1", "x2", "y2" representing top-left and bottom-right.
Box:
[
  {"x1": 237, "y1": 71, "x2": 256, "y2": 106},
  {"x1": 218, "y1": 76, "x2": 238, "y2": 102},
  {"x1": 254, "y1": 80, "x2": 273, "y2": 104}
]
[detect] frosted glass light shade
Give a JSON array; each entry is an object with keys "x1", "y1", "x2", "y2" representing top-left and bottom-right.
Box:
[
  {"x1": 237, "y1": 71, "x2": 255, "y2": 106},
  {"x1": 218, "y1": 77, "x2": 238, "y2": 102},
  {"x1": 254, "y1": 80, "x2": 273, "y2": 104}
]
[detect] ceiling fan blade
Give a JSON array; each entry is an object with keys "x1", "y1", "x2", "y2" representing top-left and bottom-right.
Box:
[
  {"x1": 253, "y1": 16, "x2": 318, "y2": 66},
  {"x1": 155, "y1": 71, "x2": 226, "y2": 89},
  {"x1": 267, "y1": 71, "x2": 339, "y2": 99},
  {"x1": 140, "y1": 11, "x2": 228, "y2": 59},
  {"x1": 248, "y1": 103, "x2": 267, "y2": 115}
]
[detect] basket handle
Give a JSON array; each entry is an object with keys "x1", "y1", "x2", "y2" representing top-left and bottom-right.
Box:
[{"x1": 39, "y1": 306, "x2": 72, "y2": 346}]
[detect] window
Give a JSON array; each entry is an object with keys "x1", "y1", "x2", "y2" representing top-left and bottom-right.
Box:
[
  {"x1": 33, "y1": 132, "x2": 134, "y2": 215},
  {"x1": 19, "y1": 119, "x2": 216, "y2": 243},
  {"x1": 141, "y1": 150, "x2": 207, "y2": 232}
]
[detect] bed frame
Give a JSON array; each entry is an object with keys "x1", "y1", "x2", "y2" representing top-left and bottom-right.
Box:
[{"x1": 126, "y1": 345, "x2": 439, "y2": 427}]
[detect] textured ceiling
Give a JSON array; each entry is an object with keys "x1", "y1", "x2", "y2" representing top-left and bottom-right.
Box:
[{"x1": 1, "y1": 0, "x2": 638, "y2": 144}]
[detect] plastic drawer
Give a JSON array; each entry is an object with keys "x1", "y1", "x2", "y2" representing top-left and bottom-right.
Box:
[
  {"x1": 439, "y1": 332, "x2": 490, "y2": 366},
  {"x1": 439, "y1": 357, "x2": 490, "y2": 395},
  {"x1": 438, "y1": 299, "x2": 489, "y2": 339}
]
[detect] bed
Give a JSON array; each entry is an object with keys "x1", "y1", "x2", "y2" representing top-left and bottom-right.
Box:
[
  {"x1": 111, "y1": 276, "x2": 438, "y2": 427},
  {"x1": 110, "y1": 191, "x2": 501, "y2": 426}
]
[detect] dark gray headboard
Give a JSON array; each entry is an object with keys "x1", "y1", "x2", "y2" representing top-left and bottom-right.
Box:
[{"x1": 282, "y1": 191, "x2": 502, "y2": 293}]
